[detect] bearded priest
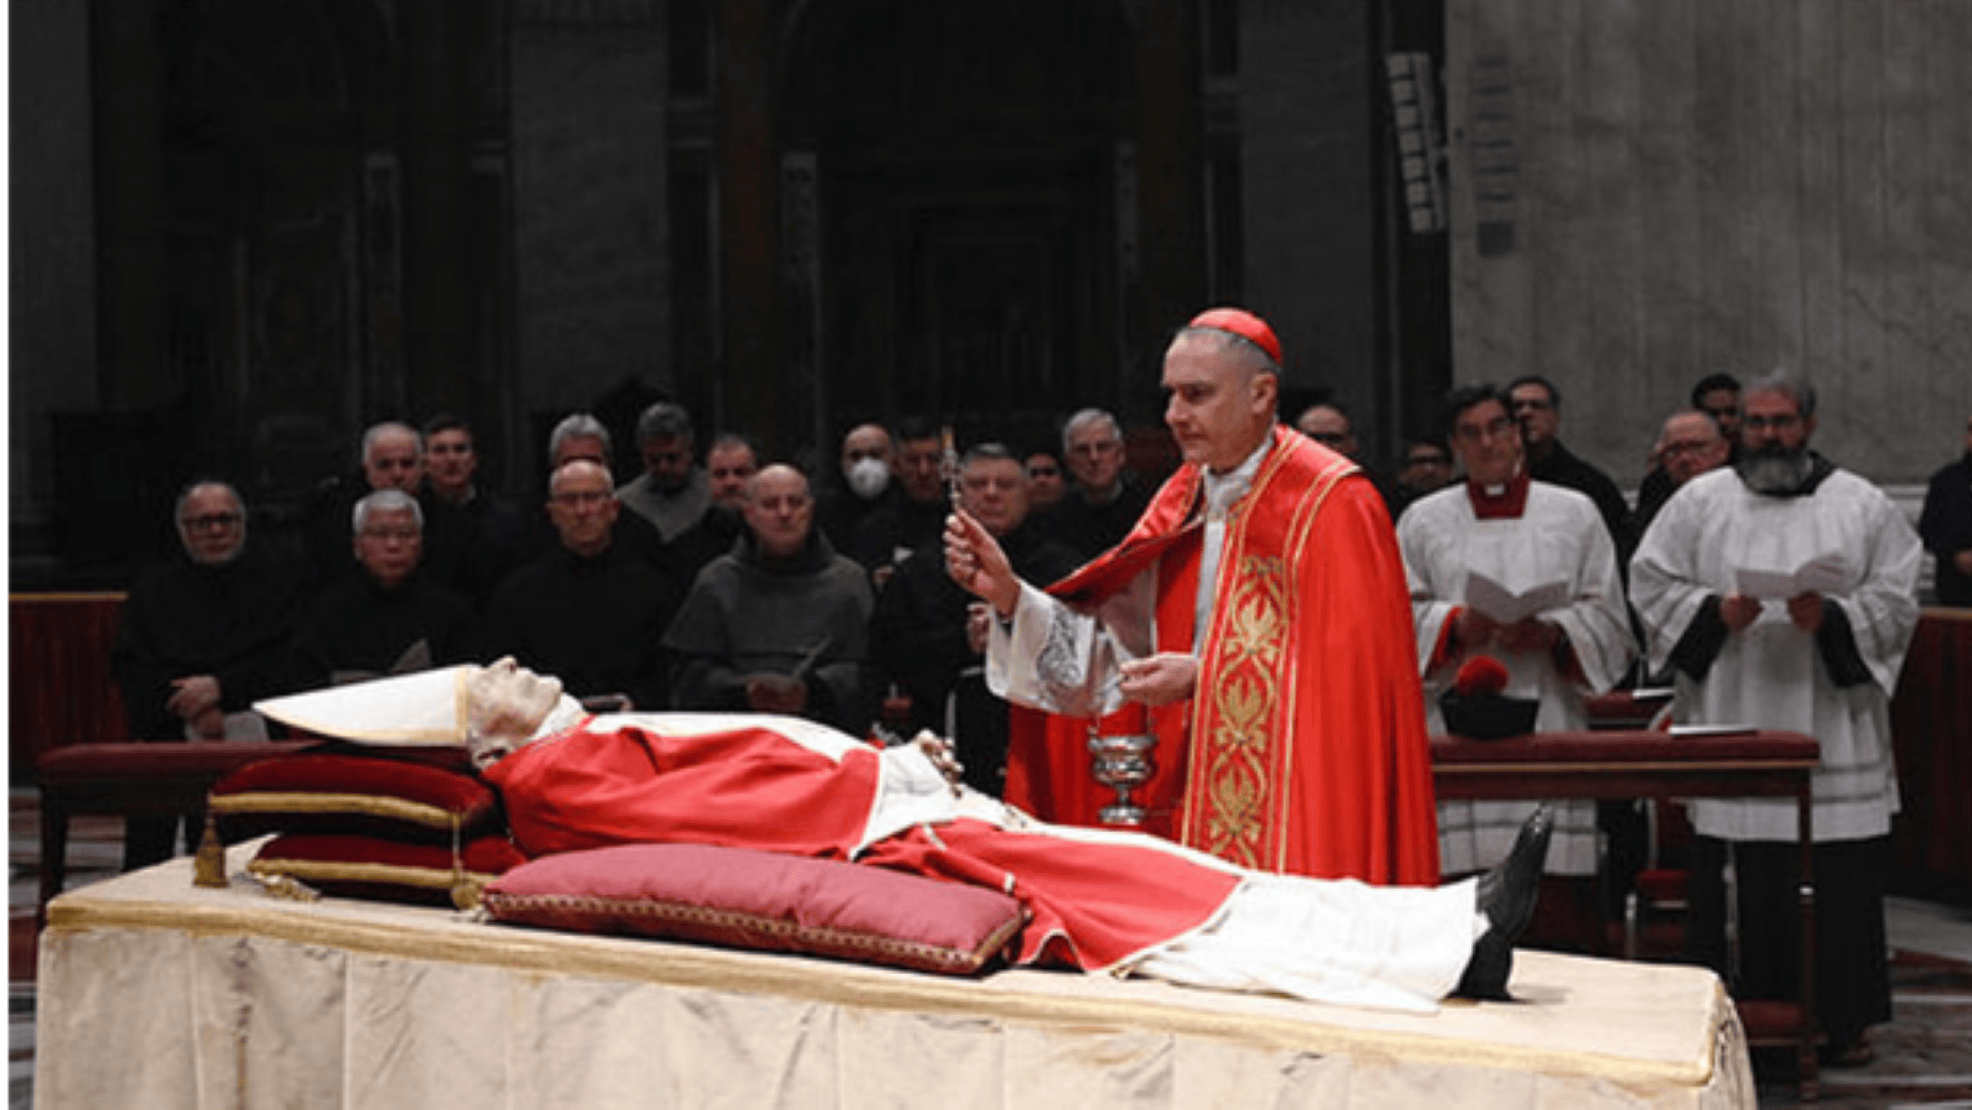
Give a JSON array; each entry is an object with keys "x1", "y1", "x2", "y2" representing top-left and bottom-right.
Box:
[{"x1": 1630, "y1": 369, "x2": 1921, "y2": 1068}]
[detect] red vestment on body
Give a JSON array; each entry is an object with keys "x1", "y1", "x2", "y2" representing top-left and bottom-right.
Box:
[
  {"x1": 1003, "y1": 426, "x2": 1441, "y2": 885},
  {"x1": 486, "y1": 715, "x2": 1242, "y2": 971}
]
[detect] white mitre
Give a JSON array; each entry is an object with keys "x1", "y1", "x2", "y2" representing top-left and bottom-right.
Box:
[{"x1": 254, "y1": 661, "x2": 584, "y2": 755}]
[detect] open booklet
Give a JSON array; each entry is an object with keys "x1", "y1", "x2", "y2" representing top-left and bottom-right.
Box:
[
  {"x1": 1733, "y1": 553, "x2": 1849, "y2": 600},
  {"x1": 1462, "y1": 569, "x2": 1571, "y2": 624}
]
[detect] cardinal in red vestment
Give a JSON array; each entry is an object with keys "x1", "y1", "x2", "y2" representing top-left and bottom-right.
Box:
[{"x1": 947, "y1": 308, "x2": 1440, "y2": 886}]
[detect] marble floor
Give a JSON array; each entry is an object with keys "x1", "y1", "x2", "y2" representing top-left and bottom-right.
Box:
[{"x1": 10, "y1": 787, "x2": 1972, "y2": 1109}]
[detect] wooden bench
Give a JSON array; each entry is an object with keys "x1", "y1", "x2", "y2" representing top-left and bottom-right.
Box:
[{"x1": 35, "y1": 740, "x2": 312, "y2": 923}]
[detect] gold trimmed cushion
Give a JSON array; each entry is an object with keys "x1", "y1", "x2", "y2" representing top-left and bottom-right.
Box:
[
  {"x1": 211, "y1": 748, "x2": 499, "y2": 844},
  {"x1": 482, "y1": 843, "x2": 1028, "y2": 976},
  {"x1": 248, "y1": 831, "x2": 525, "y2": 908}
]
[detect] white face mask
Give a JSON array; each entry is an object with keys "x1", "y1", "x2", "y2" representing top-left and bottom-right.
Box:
[{"x1": 846, "y1": 456, "x2": 891, "y2": 500}]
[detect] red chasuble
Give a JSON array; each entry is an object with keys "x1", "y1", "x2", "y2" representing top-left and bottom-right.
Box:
[
  {"x1": 488, "y1": 718, "x2": 1240, "y2": 971},
  {"x1": 1004, "y1": 426, "x2": 1441, "y2": 886}
]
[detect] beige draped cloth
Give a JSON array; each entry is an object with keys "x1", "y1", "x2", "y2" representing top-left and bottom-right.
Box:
[{"x1": 37, "y1": 845, "x2": 1753, "y2": 1110}]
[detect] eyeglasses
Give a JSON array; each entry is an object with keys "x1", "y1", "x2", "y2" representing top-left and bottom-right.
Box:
[
  {"x1": 359, "y1": 527, "x2": 421, "y2": 543},
  {"x1": 1661, "y1": 439, "x2": 1720, "y2": 457},
  {"x1": 180, "y1": 513, "x2": 242, "y2": 531},
  {"x1": 1742, "y1": 413, "x2": 1802, "y2": 432}
]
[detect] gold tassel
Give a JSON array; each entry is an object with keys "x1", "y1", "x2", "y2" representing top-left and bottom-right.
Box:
[
  {"x1": 193, "y1": 811, "x2": 227, "y2": 888},
  {"x1": 252, "y1": 873, "x2": 321, "y2": 902},
  {"x1": 446, "y1": 818, "x2": 482, "y2": 910}
]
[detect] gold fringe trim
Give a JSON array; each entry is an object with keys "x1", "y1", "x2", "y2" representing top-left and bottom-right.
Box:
[
  {"x1": 245, "y1": 857, "x2": 500, "y2": 893},
  {"x1": 209, "y1": 792, "x2": 476, "y2": 830}
]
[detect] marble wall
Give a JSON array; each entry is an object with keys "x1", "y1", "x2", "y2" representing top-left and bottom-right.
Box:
[{"x1": 1447, "y1": 0, "x2": 1972, "y2": 489}]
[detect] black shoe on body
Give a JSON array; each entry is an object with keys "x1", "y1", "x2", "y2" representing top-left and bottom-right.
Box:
[{"x1": 1455, "y1": 804, "x2": 1554, "y2": 1001}]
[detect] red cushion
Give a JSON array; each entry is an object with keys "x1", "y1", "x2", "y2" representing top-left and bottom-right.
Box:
[
  {"x1": 482, "y1": 843, "x2": 1028, "y2": 976},
  {"x1": 248, "y1": 832, "x2": 525, "y2": 907},
  {"x1": 211, "y1": 750, "x2": 499, "y2": 842}
]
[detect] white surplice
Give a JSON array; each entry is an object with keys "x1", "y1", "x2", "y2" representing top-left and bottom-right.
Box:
[
  {"x1": 1397, "y1": 481, "x2": 1635, "y2": 875},
  {"x1": 1628, "y1": 466, "x2": 1921, "y2": 842}
]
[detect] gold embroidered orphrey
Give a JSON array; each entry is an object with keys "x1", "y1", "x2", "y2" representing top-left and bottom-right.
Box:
[
  {"x1": 1179, "y1": 448, "x2": 1354, "y2": 871},
  {"x1": 1192, "y1": 553, "x2": 1288, "y2": 867}
]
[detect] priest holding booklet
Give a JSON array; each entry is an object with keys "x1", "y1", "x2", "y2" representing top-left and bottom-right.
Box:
[
  {"x1": 1396, "y1": 384, "x2": 1633, "y2": 899},
  {"x1": 1629, "y1": 369, "x2": 1921, "y2": 1068}
]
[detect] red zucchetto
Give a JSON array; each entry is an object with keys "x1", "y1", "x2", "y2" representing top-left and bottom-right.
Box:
[{"x1": 1185, "y1": 307, "x2": 1283, "y2": 367}]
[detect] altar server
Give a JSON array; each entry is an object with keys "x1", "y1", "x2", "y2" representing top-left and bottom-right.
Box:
[
  {"x1": 1397, "y1": 385, "x2": 1633, "y2": 884},
  {"x1": 1630, "y1": 369, "x2": 1920, "y2": 1067}
]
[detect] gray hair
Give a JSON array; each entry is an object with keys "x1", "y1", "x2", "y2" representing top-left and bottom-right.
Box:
[
  {"x1": 352, "y1": 488, "x2": 424, "y2": 534},
  {"x1": 361, "y1": 421, "x2": 423, "y2": 464},
  {"x1": 1172, "y1": 327, "x2": 1281, "y2": 378},
  {"x1": 635, "y1": 401, "x2": 695, "y2": 447},
  {"x1": 1060, "y1": 409, "x2": 1122, "y2": 454},
  {"x1": 1745, "y1": 367, "x2": 1817, "y2": 419},
  {"x1": 546, "y1": 412, "x2": 613, "y2": 467}
]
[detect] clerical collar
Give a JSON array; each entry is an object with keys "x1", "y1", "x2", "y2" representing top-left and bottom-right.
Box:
[
  {"x1": 1200, "y1": 437, "x2": 1271, "y2": 522},
  {"x1": 1465, "y1": 469, "x2": 1530, "y2": 519}
]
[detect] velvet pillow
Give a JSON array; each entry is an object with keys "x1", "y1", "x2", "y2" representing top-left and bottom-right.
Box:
[
  {"x1": 248, "y1": 831, "x2": 526, "y2": 908},
  {"x1": 482, "y1": 842, "x2": 1028, "y2": 976},
  {"x1": 210, "y1": 748, "x2": 499, "y2": 844}
]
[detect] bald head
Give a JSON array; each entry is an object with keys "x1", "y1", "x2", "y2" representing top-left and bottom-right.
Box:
[{"x1": 743, "y1": 464, "x2": 816, "y2": 560}]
